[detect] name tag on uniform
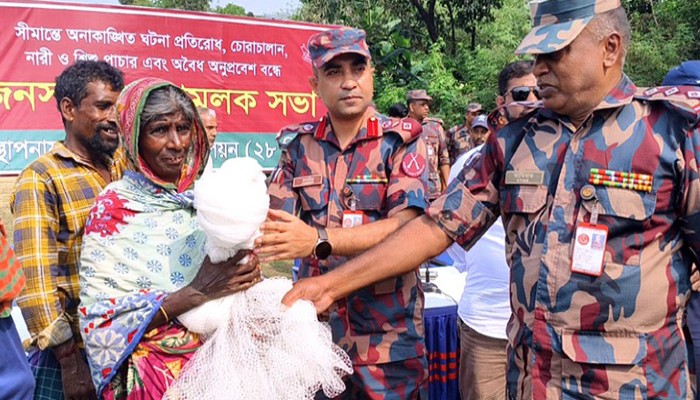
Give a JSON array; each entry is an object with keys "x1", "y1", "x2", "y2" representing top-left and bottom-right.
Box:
[
  {"x1": 292, "y1": 174, "x2": 322, "y2": 188},
  {"x1": 342, "y1": 210, "x2": 364, "y2": 228},
  {"x1": 571, "y1": 222, "x2": 608, "y2": 277},
  {"x1": 505, "y1": 171, "x2": 544, "y2": 185}
]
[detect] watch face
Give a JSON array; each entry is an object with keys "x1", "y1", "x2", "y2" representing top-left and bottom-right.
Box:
[{"x1": 315, "y1": 241, "x2": 332, "y2": 260}]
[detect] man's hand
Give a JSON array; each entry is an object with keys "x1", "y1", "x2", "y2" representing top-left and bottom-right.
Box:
[
  {"x1": 691, "y1": 264, "x2": 700, "y2": 292},
  {"x1": 281, "y1": 276, "x2": 335, "y2": 314},
  {"x1": 254, "y1": 209, "x2": 318, "y2": 262},
  {"x1": 54, "y1": 341, "x2": 97, "y2": 400}
]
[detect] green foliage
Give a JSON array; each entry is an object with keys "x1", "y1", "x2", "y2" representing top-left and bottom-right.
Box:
[
  {"x1": 214, "y1": 3, "x2": 247, "y2": 16},
  {"x1": 623, "y1": 0, "x2": 699, "y2": 85},
  {"x1": 294, "y1": 0, "x2": 698, "y2": 126},
  {"x1": 117, "y1": 0, "x2": 251, "y2": 15}
]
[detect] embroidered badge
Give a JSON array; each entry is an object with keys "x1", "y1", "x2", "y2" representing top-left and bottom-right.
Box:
[
  {"x1": 401, "y1": 153, "x2": 426, "y2": 177},
  {"x1": 664, "y1": 87, "x2": 680, "y2": 96}
]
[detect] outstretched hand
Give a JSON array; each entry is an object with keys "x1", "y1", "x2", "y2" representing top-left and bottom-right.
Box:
[
  {"x1": 281, "y1": 276, "x2": 335, "y2": 314},
  {"x1": 254, "y1": 209, "x2": 318, "y2": 262}
]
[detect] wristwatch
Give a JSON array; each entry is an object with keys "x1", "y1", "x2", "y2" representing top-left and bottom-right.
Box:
[{"x1": 313, "y1": 226, "x2": 332, "y2": 260}]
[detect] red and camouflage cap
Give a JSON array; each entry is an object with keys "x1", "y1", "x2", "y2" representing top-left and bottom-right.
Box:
[
  {"x1": 515, "y1": 0, "x2": 621, "y2": 55},
  {"x1": 307, "y1": 27, "x2": 371, "y2": 69},
  {"x1": 406, "y1": 89, "x2": 432, "y2": 102}
]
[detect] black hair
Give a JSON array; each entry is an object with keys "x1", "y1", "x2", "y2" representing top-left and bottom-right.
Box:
[
  {"x1": 497, "y1": 60, "x2": 534, "y2": 96},
  {"x1": 54, "y1": 60, "x2": 124, "y2": 117},
  {"x1": 388, "y1": 103, "x2": 408, "y2": 118}
]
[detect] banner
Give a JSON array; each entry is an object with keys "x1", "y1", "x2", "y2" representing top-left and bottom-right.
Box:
[{"x1": 0, "y1": 0, "x2": 331, "y2": 174}]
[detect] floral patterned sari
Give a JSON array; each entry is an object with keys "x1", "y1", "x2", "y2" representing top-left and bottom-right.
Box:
[{"x1": 78, "y1": 78, "x2": 209, "y2": 398}]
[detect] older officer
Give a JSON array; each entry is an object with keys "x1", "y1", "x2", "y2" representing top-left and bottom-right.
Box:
[
  {"x1": 256, "y1": 28, "x2": 429, "y2": 399},
  {"x1": 282, "y1": 1, "x2": 700, "y2": 399},
  {"x1": 406, "y1": 89, "x2": 450, "y2": 200}
]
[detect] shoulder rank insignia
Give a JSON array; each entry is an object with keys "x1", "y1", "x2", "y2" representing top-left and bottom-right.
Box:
[
  {"x1": 636, "y1": 86, "x2": 700, "y2": 116},
  {"x1": 384, "y1": 117, "x2": 422, "y2": 143}
]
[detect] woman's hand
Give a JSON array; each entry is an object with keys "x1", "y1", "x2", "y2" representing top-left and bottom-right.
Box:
[{"x1": 188, "y1": 251, "x2": 261, "y2": 301}]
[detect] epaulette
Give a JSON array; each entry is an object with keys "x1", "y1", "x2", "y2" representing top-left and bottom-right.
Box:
[
  {"x1": 635, "y1": 86, "x2": 700, "y2": 121},
  {"x1": 275, "y1": 121, "x2": 320, "y2": 149},
  {"x1": 423, "y1": 116, "x2": 444, "y2": 125},
  {"x1": 382, "y1": 117, "x2": 423, "y2": 143}
]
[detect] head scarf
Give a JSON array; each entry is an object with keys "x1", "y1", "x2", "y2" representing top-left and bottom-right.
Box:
[{"x1": 117, "y1": 77, "x2": 209, "y2": 192}]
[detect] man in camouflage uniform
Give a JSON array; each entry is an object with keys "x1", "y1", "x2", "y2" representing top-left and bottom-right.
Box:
[
  {"x1": 406, "y1": 89, "x2": 450, "y2": 200},
  {"x1": 282, "y1": 1, "x2": 700, "y2": 399},
  {"x1": 446, "y1": 102, "x2": 482, "y2": 164},
  {"x1": 256, "y1": 28, "x2": 430, "y2": 399}
]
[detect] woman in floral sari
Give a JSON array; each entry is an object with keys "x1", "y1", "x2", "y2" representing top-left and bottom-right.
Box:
[{"x1": 79, "y1": 78, "x2": 260, "y2": 399}]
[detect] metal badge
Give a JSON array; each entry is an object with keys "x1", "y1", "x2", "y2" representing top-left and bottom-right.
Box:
[{"x1": 580, "y1": 184, "x2": 596, "y2": 201}]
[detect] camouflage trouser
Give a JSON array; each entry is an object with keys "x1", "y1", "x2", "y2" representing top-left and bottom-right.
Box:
[{"x1": 318, "y1": 356, "x2": 429, "y2": 400}]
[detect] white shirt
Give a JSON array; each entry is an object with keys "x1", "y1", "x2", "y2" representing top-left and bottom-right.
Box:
[{"x1": 447, "y1": 145, "x2": 510, "y2": 339}]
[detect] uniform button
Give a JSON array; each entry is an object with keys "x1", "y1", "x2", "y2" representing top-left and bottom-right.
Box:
[
  {"x1": 580, "y1": 184, "x2": 596, "y2": 201},
  {"x1": 342, "y1": 186, "x2": 353, "y2": 197}
]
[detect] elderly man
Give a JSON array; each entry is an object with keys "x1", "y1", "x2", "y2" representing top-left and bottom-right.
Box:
[
  {"x1": 282, "y1": 1, "x2": 700, "y2": 398},
  {"x1": 256, "y1": 28, "x2": 429, "y2": 398},
  {"x1": 447, "y1": 102, "x2": 482, "y2": 164},
  {"x1": 12, "y1": 60, "x2": 126, "y2": 400},
  {"x1": 407, "y1": 89, "x2": 450, "y2": 200},
  {"x1": 197, "y1": 107, "x2": 218, "y2": 173}
]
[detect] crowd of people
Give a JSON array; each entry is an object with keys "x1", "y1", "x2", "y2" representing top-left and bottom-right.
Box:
[{"x1": 1, "y1": 0, "x2": 699, "y2": 399}]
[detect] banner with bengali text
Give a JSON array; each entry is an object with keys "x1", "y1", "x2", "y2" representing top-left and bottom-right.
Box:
[{"x1": 0, "y1": 0, "x2": 332, "y2": 174}]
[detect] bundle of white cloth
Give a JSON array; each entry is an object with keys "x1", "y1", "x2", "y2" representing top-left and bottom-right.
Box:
[{"x1": 169, "y1": 157, "x2": 352, "y2": 400}]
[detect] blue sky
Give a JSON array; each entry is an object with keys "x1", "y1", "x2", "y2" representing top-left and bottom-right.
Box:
[{"x1": 61, "y1": 0, "x2": 301, "y2": 17}]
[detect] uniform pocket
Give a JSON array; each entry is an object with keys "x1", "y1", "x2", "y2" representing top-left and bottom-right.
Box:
[
  {"x1": 348, "y1": 183, "x2": 387, "y2": 210},
  {"x1": 298, "y1": 182, "x2": 328, "y2": 211},
  {"x1": 582, "y1": 187, "x2": 656, "y2": 221},
  {"x1": 561, "y1": 330, "x2": 647, "y2": 399},
  {"x1": 501, "y1": 184, "x2": 548, "y2": 214}
]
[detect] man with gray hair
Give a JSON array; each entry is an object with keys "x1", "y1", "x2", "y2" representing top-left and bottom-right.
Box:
[
  {"x1": 197, "y1": 107, "x2": 217, "y2": 173},
  {"x1": 282, "y1": 1, "x2": 700, "y2": 398}
]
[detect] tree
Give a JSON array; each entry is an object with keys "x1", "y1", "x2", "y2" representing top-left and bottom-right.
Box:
[{"x1": 117, "y1": 0, "x2": 251, "y2": 15}]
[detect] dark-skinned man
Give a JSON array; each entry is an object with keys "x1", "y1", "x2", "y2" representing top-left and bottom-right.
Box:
[{"x1": 12, "y1": 60, "x2": 127, "y2": 400}]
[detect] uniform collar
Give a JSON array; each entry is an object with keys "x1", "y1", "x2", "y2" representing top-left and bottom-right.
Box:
[
  {"x1": 316, "y1": 107, "x2": 387, "y2": 147},
  {"x1": 539, "y1": 74, "x2": 637, "y2": 128}
]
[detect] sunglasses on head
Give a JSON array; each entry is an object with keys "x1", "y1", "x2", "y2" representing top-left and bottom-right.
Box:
[{"x1": 510, "y1": 86, "x2": 541, "y2": 102}]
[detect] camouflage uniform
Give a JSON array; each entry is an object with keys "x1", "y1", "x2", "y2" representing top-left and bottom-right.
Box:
[
  {"x1": 430, "y1": 68, "x2": 700, "y2": 400},
  {"x1": 427, "y1": 1, "x2": 700, "y2": 398},
  {"x1": 446, "y1": 123, "x2": 476, "y2": 165},
  {"x1": 269, "y1": 107, "x2": 430, "y2": 398},
  {"x1": 421, "y1": 117, "x2": 449, "y2": 200}
]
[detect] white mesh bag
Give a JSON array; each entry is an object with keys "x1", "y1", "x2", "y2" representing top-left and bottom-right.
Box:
[{"x1": 169, "y1": 158, "x2": 352, "y2": 399}]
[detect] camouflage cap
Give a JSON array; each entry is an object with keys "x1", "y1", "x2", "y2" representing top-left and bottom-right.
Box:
[
  {"x1": 515, "y1": 0, "x2": 621, "y2": 55},
  {"x1": 307, "y1": 28, "x2": 371, "y2": 69},
  {"x1": 466, "y1": 102, "x2": 482, "y2": 112},
  {"x1": 406, "y1": 89, "x2": 433, "y2": 102}
]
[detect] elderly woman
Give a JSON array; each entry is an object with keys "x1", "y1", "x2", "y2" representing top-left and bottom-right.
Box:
[{"x1": 78, "y1": 78, "x2": 260, "y2": 399}]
